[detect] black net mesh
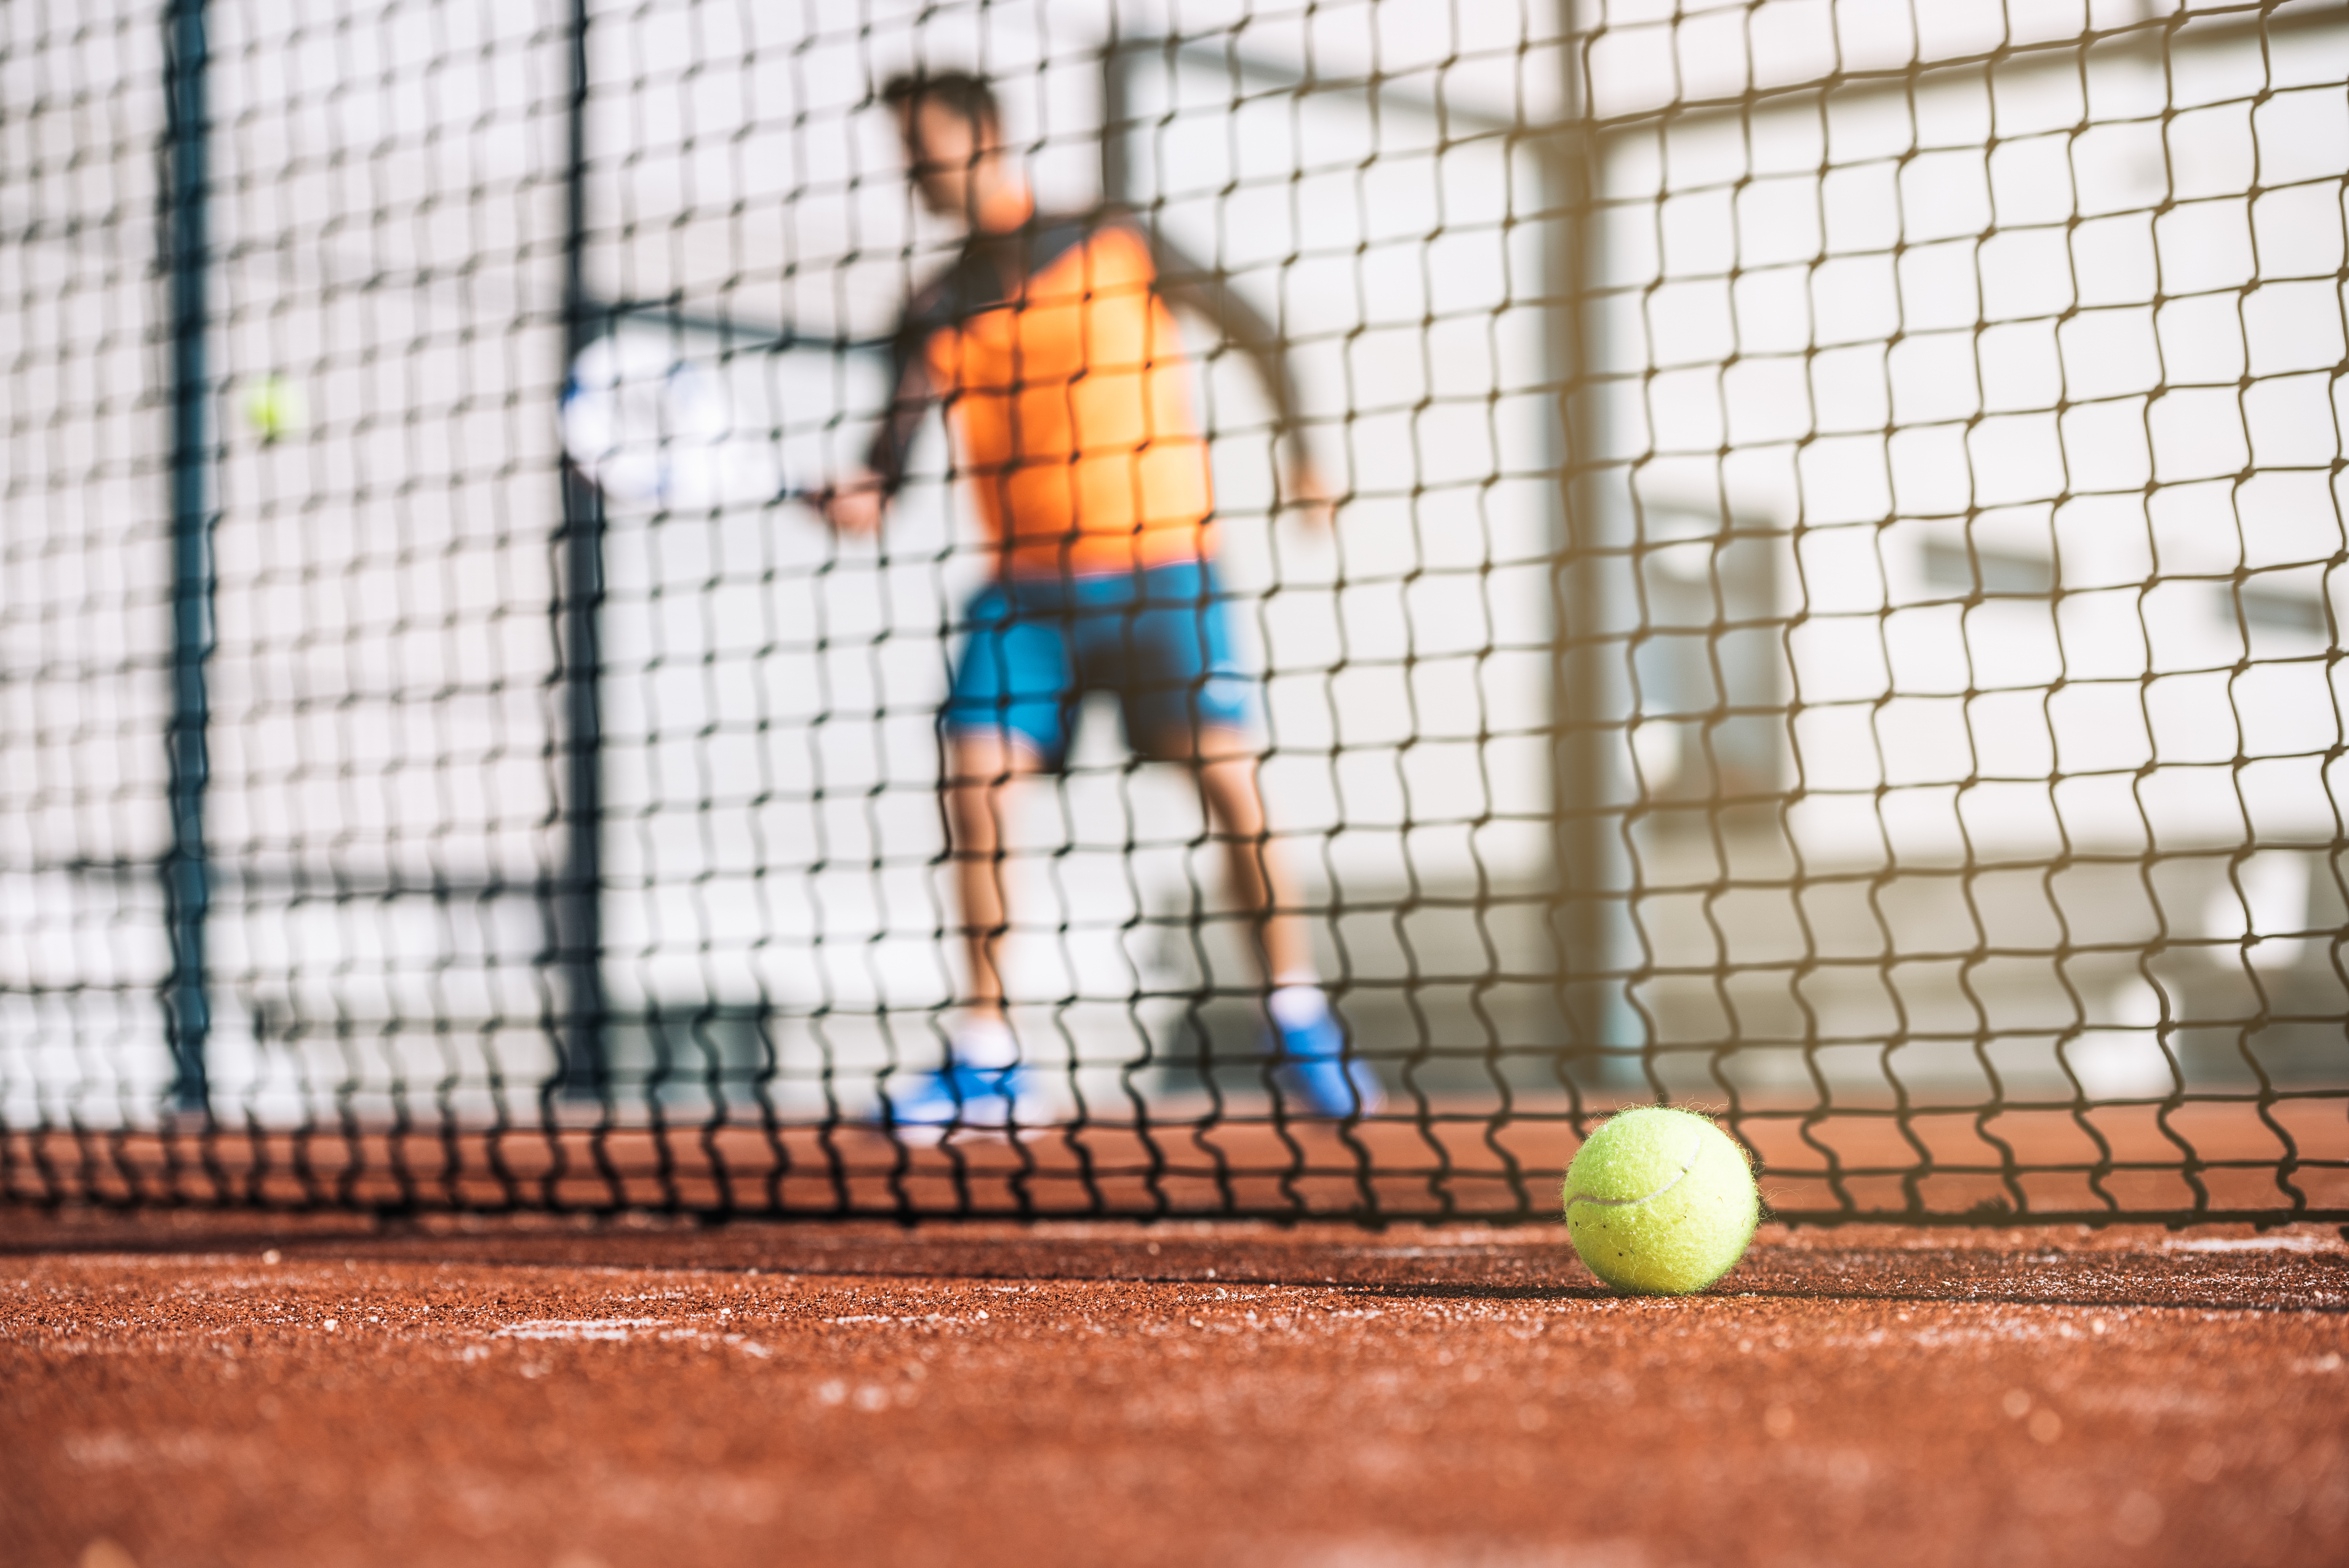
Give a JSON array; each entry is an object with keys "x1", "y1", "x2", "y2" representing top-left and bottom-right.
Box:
[{"x1": 4, "y1": 0, "x2": 2345, "y2": 1222}]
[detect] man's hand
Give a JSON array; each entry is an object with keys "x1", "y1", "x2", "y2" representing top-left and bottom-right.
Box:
[
  {"x1": 813, "y1": 472, "x2": 886, "y2": 535},
  {"x1": 1282, "y1": 462, "x2": 1339, "y2": 531}
]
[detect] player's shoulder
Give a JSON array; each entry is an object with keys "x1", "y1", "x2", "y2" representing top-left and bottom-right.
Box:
[
  {"x1": 1083, "y1": 206, "x2": 1208, "y2": 284},
  {"x1": 1028, "y1": 206, "x2": 1167, "y2": 290},
  {"x1": 1032, "y1": 205, "x2": 1148, "y2": 265},
  {"x1": 1072, "y1": 202, "x2": 1147, "y2": 238},
  {"x1": 899, "y1": 256, "x2": 971, "y2": 338}
]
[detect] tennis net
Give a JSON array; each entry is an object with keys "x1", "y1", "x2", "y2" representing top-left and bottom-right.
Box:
[{"x1": 3, "y1": 0, "x2": 2344, "y2": 1222}]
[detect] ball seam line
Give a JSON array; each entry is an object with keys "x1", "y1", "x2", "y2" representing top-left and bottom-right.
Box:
[{"x1": 1563, "y1": 1121, "x2": 1709, "y2": 1211}]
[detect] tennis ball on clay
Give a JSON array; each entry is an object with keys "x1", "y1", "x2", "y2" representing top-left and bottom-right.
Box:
[
  {"x1": 1562, "y1": 1105, "x2": 1759, "y2": 1295},
  {"x1": 241, "y1": 374, "x2": 306, "y2": 442}
]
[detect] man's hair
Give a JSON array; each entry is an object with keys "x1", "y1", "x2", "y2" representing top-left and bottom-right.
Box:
[{"x1": 879, "y1": 70, "x2": 1000, "y2": 142}]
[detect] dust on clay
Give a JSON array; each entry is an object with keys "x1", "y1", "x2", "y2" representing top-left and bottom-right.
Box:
[{"x1": 3, "y1": 1208, "x2": 2345, "y2": 1568}]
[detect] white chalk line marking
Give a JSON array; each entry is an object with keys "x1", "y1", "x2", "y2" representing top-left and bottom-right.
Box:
[
  {"x1": 2164, "y1": 1236, "x2": 2339, "y2": 1254},
  {"x1": 494, "y1": 1318, "x2": 670, "y2": 1342}
]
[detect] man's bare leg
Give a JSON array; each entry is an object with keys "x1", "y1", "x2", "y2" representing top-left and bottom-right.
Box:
[
  {"x1": 1178, "y1": 723, "x2": 1378, "y2": 1113},
  {"x1": 944, "y1": 730, "x2": 1037, "y2": 1029},
  {"x1": 956, "y1": 724, "x2": 1306, "y2": 993},
  {"x1": 885, "y1": 729, "x2": 1040, "y2": 1126},
  {"x1": 1181, "y1": 725, "x2": 1312, "y2": 981}
]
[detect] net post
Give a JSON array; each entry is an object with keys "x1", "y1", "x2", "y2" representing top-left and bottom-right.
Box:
[
  {"x1": 553, "y1": 0, "x2": 609, "y2": 1102},
  {"x1": 1100, "y1": 31, "x2": 1129, "y2": 206},
  {"x1": 1549, "y1": 2, "x2": 1641, "y2": 1091},
  {"x1": 160, "y1": 0, "x2": 213, "y2": 1119}
]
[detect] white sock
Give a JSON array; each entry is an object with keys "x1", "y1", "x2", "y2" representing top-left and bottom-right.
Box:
[
  {"x1": 1268, "y1": 985, "x2": 1329, "y2": 1031},
  {"x1": 951, "y1": 1016, "x2": 1018, "y2": 1069}
]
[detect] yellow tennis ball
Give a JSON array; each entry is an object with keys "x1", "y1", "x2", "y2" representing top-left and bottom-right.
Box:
[
  {"x1": 1562, "y1": 1106, "x2": 1759, "y2": 1294},
  {"x1": 242, "y1": 374, "x2": 306, "y2": 442}
]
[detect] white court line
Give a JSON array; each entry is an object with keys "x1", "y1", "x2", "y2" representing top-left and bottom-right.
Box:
[{"x1": 2163, "y1": 1236, "x2": 2342, "y2": 1254}]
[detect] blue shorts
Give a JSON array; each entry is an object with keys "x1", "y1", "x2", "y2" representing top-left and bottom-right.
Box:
[{"x1": 943, "y1": 560, "x2": 1257, "y2": 770}]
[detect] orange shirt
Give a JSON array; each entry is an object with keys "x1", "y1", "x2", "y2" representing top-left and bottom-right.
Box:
[
  {"x1": 929, "y1": 224, "x2": 1214, "y2": 576},
  {"x1": 869, "y1": 204, "x2": 1302, "y2": 580}
]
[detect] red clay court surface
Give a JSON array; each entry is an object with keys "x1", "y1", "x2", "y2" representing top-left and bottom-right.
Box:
[{"x1": 3, "y1": 1209, "x2": 2345, "y2": 1568}]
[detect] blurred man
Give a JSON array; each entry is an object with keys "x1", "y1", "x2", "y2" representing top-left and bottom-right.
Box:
[{"x1": 814, "y1": 69, "x2": 1381, "y2": 1127}]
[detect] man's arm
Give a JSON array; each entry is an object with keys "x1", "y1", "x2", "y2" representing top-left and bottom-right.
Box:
[
  {"x1": 865, "y1": 280, "x2": 949, "y2": 497},
  {"x1": 1137, "y1": 220, "x2": 1328, "y2": 511},
  {"x1": 817, "y1": 276, "x2": 950, "y2": 534}
]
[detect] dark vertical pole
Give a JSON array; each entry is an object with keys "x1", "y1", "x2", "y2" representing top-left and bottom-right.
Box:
[
  {"x1": 161, "y1": 0, "x2": 213, "y2": 1117},
  {"x1": 1100, "y1": 34, "x2": 1129, "y2": 206},
  {"x1": 555, "y1": 0, "x2": 607, "y2": 1098},
  {"x1": 1550, "y1": 2, "x2": 1637, "y2": 1084}
]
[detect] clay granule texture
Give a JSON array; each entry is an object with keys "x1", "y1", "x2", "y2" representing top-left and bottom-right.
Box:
[{"x1": 2, "y1": 1210, "x2": 2344, "y2": 1567}]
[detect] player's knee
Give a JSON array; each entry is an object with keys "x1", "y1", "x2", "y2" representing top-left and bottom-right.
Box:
[{"x1": 944, "y1": 730, "x2": 1044, "y2": 785}]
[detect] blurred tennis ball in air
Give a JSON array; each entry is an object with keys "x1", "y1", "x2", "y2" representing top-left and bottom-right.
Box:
[
  {"x1": 1562, "y1": 1106, "x2": 1760, "y2": 1294},
  {"x1": 241, "y1": 373, "x2": 306, "y2": 442}
]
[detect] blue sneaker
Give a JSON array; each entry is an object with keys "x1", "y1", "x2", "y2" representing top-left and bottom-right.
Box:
[
  {"x1": 886, "y1": 1062, "x2": 1035, "y2": 1134},
  {"x1": 1271, "y1": 1007, "x2": 1384, "y2": 1118}
]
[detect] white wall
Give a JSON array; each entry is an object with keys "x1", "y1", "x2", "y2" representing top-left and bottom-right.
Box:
[{"x1": 1598, "y1": 18, "x2": 2349, "y2": 863}]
